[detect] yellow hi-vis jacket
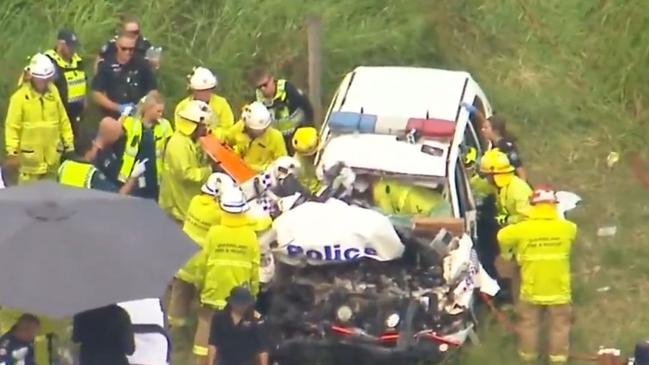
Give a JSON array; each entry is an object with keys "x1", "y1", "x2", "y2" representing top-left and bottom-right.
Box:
[
  {"x1": 497, "y1": 175, "x2": 532, "y2": 225},
  {"x1": 176, "y1": 194, "x2": 224, "y2": 286},
  {"x1": 199, "y1": 212, "x2": 260, "y2": 309},
  {"x1": 295, "y1": 153, "x2": 321, "y2": 194},
  {"x1": 497, "y1": 205, "x2": 577, "y2": 305},
  {"x1": 174, "y1": 95, "x2": 234, "y2": 139},
  {"x1": 225, "y1": 121, "x2": 287, "y2": 172},
  {"x1": 372, "y1": 178, "x2": 450, "y2": 216},
  {"x1": 158, "y1": 131, "x2": 212, "y2": 222},
  {"x1": 58, "y1": 160, "x2": 97, "y2": 188},
  {"x1": 43, "y1": 49, "x2": 87, "y2": 103},
  {"x1": 118, "y1": 116, "x2": 173, "y2": 183},
  {"x1": 4, "y1": 82, "x2": 74, "y2": 175}
]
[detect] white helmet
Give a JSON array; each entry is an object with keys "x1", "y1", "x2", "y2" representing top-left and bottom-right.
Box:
[
  {"x1": 188, "y1": 66, "x2": 217, "y2": 91},
  {"x1": 178, "y1": 99, "x2": 212, "y2": 123},
  {"x1": 28, "y1": 53, "x2": 55, "y2": 79},
  {"x1": 201, "y1": 173, "x2": 235, "y2": 197},
  {"x1": 267, "y1": 156, "x2": 301, "y2": 181},
  {"x1": 242, "y1": 102, "x2": 271, "y2": 130},
  {"x1": 219, "y1": 186, "x2": 250, "y2": 213}
]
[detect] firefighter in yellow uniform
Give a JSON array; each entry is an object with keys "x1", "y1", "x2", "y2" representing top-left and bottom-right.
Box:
[
  {"x1": 159, "y1": 100, "x2": 213, "y2": 222},
  {"x1": 225, "y1": 101, "x2": 287, "y2": 173},
  {"x1": 167, "y1": 172, "x2": 234, "y2": 327},
  {"x1": 371, "y1": 178, "x2": 450, "y2": 216},
  {"x1": 193, "y1": 187, "x2": 260, "y2": 365},
  {"x1": 497, "y1": 187, "x2": 577, "y2": 364},
  {"x1": 44, "y1": 29, "x2": 87, "y2": 138},
  {"x1": 291, "y1": 126, "x2": 322, "y2": 194},
  {"x1": 174, "y1": 67, "x2": 234, "y2": 139},
  {"x1": 4, "y1": 54, "x2": 74, "y2": 185},
  {"x1": 480, "y1": 148, "x2": 532, "y2": 303},
  {"x1": 118, "y1": 92, "x2": 173, "y2": 200}
]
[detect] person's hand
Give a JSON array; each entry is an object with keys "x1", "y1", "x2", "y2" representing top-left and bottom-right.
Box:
[
  {"x1": 496, "y1": 214, "x2": 508, "y2": 226},
  {"x1": 118, "y1": 103, "x2": 135, "y2": 116},
  {"x1": 130, "y1": 158, "x2": 149, "y2": 178},
  {"x1": 4, "y1": 155, "x2": 19, "y2": 170},
  {"x1": 460, "y1": 102, "x2": 478, "y2": 115}
]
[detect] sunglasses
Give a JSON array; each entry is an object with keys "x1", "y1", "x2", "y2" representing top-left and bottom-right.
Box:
[
  {"x1": 125, "y1": 29, "x2": 140, "y2": 35},
  {"x1": 119, "y1": 46, "x2": 135, "y2": 52}
]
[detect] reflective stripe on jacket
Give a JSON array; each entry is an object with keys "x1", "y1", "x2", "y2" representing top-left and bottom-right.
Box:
[
  {"x1": 58, "y1": 160, "x2": 97, "y2": 188},
  {"x1": 118, "y1": 116, "x2": 173, "y2": 183},
  {"x1": 44, "y1": 50, "x2": 86, "y2": 103},
  {"x1": 497, "y1": 205, "x2": 577, "y2": 305}
]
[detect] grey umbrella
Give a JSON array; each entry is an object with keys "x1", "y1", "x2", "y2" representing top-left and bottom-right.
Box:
[{"x1": 0, "y1": 180, "x2": 197, "y2": 317}]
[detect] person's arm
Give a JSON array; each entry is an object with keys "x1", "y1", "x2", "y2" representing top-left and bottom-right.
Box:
[
  {"x1": 54, "y1": 88, "x2": 74, "y2": 152},
  {"x1": 250, "y1": 235, "x2": 261, "y2": 297},
  {"x1": 207, "y1": 345, "x2": 218, "y2": 365},
  {"x1": 4, "y1": 93, "x2": 22, "y2": 166},
  {"x1": 168, "y1": 142, "x2": 211, "y2": 184},
  {"x1": 219, "y1": 98, "x2": 235, "y2": 130},
  {"x1": 140, "y1": 61, "x2": 158, "y2": 94},
  {"x1": 285, "y1": 82, "x2": 314, "y2": 126},
  {"x1": 272, "y1": 130, "x2": 288, "y2": 160},
  {"x1": 257, "y1": 351, "x2": 269, "y2": 365},
  {"x1": 496, "y1": 224, "x2": 518, "y2": 260},
  {"x1": 207, "y1": 312, "x2": 223, "y2": 365},
  {"x1": 91, "y1": 62, "x2": 120, "y2": 112}
]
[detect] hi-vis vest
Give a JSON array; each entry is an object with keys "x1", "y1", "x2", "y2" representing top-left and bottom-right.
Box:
[
  {"x1": 255, "y1": 79, "x2": 293, "y2": 133},
  {"x1": 44, "y1": 50, "x2": 86, "y2": 103},
  {"x1": 118, "y1": 117, "x2": 173, "y2": 183},
  {"x1": 58, "y1": 160, "x2": 97, "y2": 188}
]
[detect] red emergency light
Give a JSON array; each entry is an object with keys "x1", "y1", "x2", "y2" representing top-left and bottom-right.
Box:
[{"x1": 406, "y1": 118, "x2": 455, "y2": 138}]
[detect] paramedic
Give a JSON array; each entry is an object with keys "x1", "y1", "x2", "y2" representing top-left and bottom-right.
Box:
[
  {"x1": 92, "y1": 33, "x2": 157, "y2": 119},
  {"x1": 4, "y1": 53, "x2": 75, "y2": 185},
  {"x1": 291, "y1": 126, "x2": 322, "y2": 194},
  {"x1": 175, "y1": 67, "x2": 234, "y2": 138},
  {"x1": 44, "y1": 29, "x2": 87, "y2": 139},
  {"x1": 158, "y1": 100, "x2": 212, "y2": 223},
  {"x1": 251, "y1": 67, "x2": 314, "y2": 152},
  {"x1": 461, "y1": 102, "x2": 527, "y2": 180},
  {"x1": 208, "y1": 287, "x2": 269, "y2": 365},
  {"x1": 58, "y1": 129, "x2": 145, "y2": 195},
  {"x1": 497, "y1": 187, "x2": 577, "y2": 364},
  {"x1": 225, "y1": 102, "x2": 287, "y2": 173},
  {"x1": 194, "y1": 187, "x2": 260, "y2": 365},
  {"x1": 118, "y1": 91, "x2": 173, "y2": 200},
  {"x1": 479, "y1": 148, "x2": 532, "y2": 304},
  {"x1": 168, "y1": 173, "x2": 234, "y2": 328}
]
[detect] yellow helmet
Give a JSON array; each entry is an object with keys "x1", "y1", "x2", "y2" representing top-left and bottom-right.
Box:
[
  {"x1": 292, "y1": 127, "x2": 319, "y2": 156},
  {"x1": 479, "y1": 149, "x2": 514, "y2": 174}
]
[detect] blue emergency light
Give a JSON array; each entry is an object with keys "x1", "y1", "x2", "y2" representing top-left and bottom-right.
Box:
[{"x1": 328, "y1": 111, "x2": 378, "y2": 134}]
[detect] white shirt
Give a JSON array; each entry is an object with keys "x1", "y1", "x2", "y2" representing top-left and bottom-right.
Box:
[{"x1": 118, "y1": 299, "x2": 170, "y2": 365}]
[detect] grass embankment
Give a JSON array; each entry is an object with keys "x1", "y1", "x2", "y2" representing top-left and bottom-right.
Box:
[{"x1": 2, "y1": 0, "x2": 649, "y2": 364}]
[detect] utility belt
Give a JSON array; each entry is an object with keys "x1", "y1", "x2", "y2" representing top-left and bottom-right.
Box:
[{"x1": 131, "y1": 323, "x2": 171, "y2": 362}]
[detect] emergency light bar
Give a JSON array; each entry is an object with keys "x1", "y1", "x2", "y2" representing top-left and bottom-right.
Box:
[{"x1": 328, "y1": 111, "x2": 456, "y2": 140}]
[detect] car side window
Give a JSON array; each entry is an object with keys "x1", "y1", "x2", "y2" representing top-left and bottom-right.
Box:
[
  {"x1": 454, "y1": 158, "x2": 475, "y2": 218},
  {"x1": 471, "y1": 96, "x2": 489, "y2": 151}
]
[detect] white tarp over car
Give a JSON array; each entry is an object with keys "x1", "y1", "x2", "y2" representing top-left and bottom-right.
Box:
[{"x1": 272, "y1": 199, "x2": 404, "y2": 265}]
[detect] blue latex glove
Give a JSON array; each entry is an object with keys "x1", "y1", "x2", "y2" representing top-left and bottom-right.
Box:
[
  {"x1": 460, "y1": 102, "x2": 478, "y2": 115},
  {"x1": 118, "y1": 103, "x2": 135, "y2": 116}
]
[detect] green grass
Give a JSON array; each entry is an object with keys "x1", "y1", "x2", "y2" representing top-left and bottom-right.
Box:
[{"x1": 2, "y1": 0, "x2": 649, "y2": 364}]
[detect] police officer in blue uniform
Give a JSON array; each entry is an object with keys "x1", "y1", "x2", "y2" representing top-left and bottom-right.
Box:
[
  {"x1": 91, "y1": 33, "x2": 157, "y2": 119},
  {"x1": 95, "y1": 16, "x2": 155, "y2": 71}
]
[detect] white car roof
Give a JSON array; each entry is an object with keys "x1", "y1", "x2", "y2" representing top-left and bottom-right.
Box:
[
  {"x1": 319, "y1": 134, "x2": 449, "y2": 178},
  {"x1": 337, "y1": 66, "x2": 471, "y2": 122}
]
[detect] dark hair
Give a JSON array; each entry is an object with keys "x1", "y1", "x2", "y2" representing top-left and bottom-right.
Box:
[
  {"x1": 75, "y1": 128, "x2": 97, "y2": 154},
  {"x1": 250, "y1": 67, "x2": 271, "y2": 84},
  {"x1": 487, "y1": 114, "x2": 516, "y2": 142},
  {"x1": 11, "y1": 314, "x2": 40, "y2": 332}
]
